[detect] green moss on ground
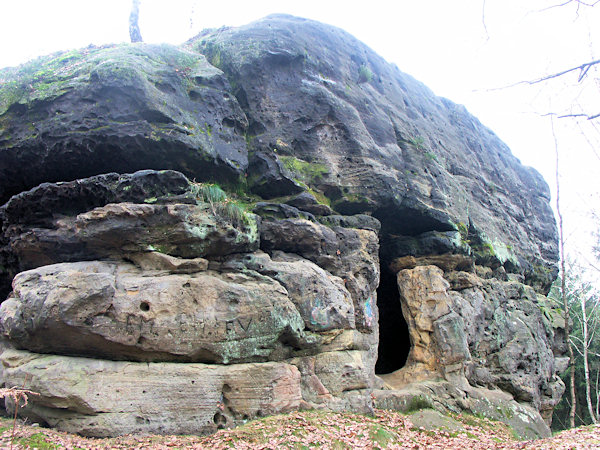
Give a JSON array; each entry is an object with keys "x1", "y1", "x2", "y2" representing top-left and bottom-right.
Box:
[{"x1": 17, "y1": 432, "x2": 61, "y2": 449}]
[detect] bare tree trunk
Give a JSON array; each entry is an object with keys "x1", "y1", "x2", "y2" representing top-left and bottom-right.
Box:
[
  {"x1": 596, "y1": 367, "x2": 600, "y2": 419},
  {"x1": 581, "y1": 295, "x2": 598, "y2": 423},
  {"x1": 552, "y1": 118, "x2": 577, "y2": 428},
  {"x1": 129, "y1": 0, "x2": 143, "y2": 43}
]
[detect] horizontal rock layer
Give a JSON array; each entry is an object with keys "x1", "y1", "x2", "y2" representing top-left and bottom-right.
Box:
[{"x1": 0, "y1": 346, "x2": 371, "y2": 437}]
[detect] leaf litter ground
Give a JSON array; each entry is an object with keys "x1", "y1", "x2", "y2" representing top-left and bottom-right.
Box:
[{"x1": 0, "y1": 408, "x2": 598, "y2": 449}]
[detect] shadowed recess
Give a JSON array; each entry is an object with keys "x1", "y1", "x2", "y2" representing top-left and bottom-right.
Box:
[{"x1": 375, "y1": 264, "x2": 409, "y2": 374}]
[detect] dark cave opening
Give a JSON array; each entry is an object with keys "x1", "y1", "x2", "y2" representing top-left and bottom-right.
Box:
[{"x1": 375, "y1": 265, "x2": 410, "y2": 374}]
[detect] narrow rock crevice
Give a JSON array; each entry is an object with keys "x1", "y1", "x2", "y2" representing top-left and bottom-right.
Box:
[{"x1": 375, "y1": 264, "x2": 409, "y2": 375}]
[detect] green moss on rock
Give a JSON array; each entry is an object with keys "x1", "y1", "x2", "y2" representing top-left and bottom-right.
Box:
[
  {"x1": 0, "y1": 43, "x2": 206, "y2": 116},
  {"x1": 279, "y1": 155, "x2": 328, "y2": 184}
]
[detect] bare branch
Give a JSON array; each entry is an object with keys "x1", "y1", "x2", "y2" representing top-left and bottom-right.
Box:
[
  {"x1": 573, "y1": 345, "x2": 584, "y2": 357},
  {"x1": 588, "y1": 113, "x2": 600, "y2": 120},
  {"x1": 481, "y1": 0, "x2": 490, "y2": 40},
  {"x1": 541, "y1": 111, "x2": 600, "y2": 121},
  {"x1": 528, "y1": 59, "x2": 600, "y2": 85},
  {"x1": 487, "y1": 59, "x2": 600, "y2": 93},
  {"x1": 540, "y1": 0, "x2": 600, "y2": 11}
]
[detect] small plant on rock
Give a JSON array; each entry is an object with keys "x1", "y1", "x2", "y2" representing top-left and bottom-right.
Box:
[
  {"x1": 190, "y1": 183, "x2": 227, "y2": 206},
  {"x1": 189, "y1": 182, "x2": 250, "y2": 228},
  {"x1": 409, "y1": 135, "x2": 426, "y2": 150},
  {"x1": 216, "y1": 200, "x2": 249, "y2": 229},
  {"x1": 358, "y1": 64, "x2": 373, "y2": 83}
]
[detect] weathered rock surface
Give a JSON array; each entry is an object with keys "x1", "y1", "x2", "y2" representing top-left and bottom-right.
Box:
[
  {"x1": 0, "y1": 347, "x2": 304, "y2": 437},
  {"x1": 379, "y1": 263, "x2": 565, "y2": 435},
  {"x1": 0, "y1": 171, "x2": 259, "y2": 299},
  {"x1": 187, "y1": 14, "x2": 558, "y2": 289},
  {"x1": 7, "y1": 201, "x2": 259, "y2": 267},
  {"x1": 218, "y1": 252, "x2": 356, "y2": 332},
  {"x1": 0, "y1": 169, "x2": 192, "y2": 297},
  {"x1": 0, "y1": 168, "x2": 380, "y2": 436},
  {"x1": 0, "y1": 44, "x2": 248, "y2": 205},
  {"x1": 0, "y1": 260, "x2": 309, "y2": 363},
  {"x1": 0, "y1": 14, "x2": 565, "y2": 439},
  {"x1": 285, "y1": 192, "x2": 334, "y2": 216}
]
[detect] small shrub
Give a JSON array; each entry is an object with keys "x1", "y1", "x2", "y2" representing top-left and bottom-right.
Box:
[
  {"x1": 409, "y1": 135, "x2": 426, "y2": 150},
  {"x1": 358, "y1": 64, "x2": 373, "y2": 83},
  {"x1": 0, "y1": 384, "x2": 40, "y2": 448}
]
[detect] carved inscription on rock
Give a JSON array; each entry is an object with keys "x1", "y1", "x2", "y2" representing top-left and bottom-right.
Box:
[{"x1": 0, "y1": 261, "x2": 306, "y2": 363}]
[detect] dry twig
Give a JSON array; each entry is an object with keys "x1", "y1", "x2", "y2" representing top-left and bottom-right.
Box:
[{"x1": 0, "y1": 380, "x2": 39, "y2": 450}]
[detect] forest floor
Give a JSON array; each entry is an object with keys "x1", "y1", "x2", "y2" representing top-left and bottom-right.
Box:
[{"x1": 0, "y1": 408, "x2": 598, "y2": 449}]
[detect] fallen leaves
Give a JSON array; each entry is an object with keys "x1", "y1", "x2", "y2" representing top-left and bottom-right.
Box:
[{"x1": 0, "y1": 409, "x2": 598, "y2": 449}]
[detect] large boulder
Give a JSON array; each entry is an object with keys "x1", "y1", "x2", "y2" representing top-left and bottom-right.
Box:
[
  {"x1": 0, "y1": 14, "x2": 564, "y2": 439},
  {"x1": 0, "y1": 260, "x2": 309, "y2": 363}
]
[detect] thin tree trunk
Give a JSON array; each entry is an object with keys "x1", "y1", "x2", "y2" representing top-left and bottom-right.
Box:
[
  {"x1": 596, "y1": 367, "x2": 600, "y2": 418},
  {"x1": 552, "y1": 118, "x2": 576, "y2": 428},
  {"x1": 129, "y1": 0, "x2": 143, "y2": 43},
  {"x1": 581, "y1": 295, "x2": 598, "y2": 423}
]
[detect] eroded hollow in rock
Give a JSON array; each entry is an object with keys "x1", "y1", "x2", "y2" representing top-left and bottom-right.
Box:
[{"x1": 375, "y1": 264, "x2": 410, "y2": 374}]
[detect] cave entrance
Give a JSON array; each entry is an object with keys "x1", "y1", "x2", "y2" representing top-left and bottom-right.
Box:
[{"x1": 375, "y1": 264, "x2": 410, "y2": 374}]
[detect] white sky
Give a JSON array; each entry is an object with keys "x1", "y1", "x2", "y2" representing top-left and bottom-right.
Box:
[{"x1": 1, "y1": 0, "x2": 599, "y2": 277}]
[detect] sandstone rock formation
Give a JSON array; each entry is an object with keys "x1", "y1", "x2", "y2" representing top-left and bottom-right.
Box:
[
  {"x1": 376, "y1": 264, "x2": 565, "y2": 431},
  {"x1": 0, "y1": 15, "x2": 564, "y2": 438},
  {"x1": 0, "y1": 170, "x2": 379, "y2": 436}
]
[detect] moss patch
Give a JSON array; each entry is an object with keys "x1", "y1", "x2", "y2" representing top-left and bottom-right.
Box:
[
  {"x1": 405, "y1": 395, "x2": 434, "y2": 413},
  {"x1": 17, "y1": 432, "x2": 61, "y2": 449},
  {"x1": 369, "y1": 425, "x2": 396, "y2": 447},
  {"x1": 279, "y1": 155, "x2": 328, "y2": 184},
  {"x1": 0, "y1": 43, "x2": 204, "y2": 116}
]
